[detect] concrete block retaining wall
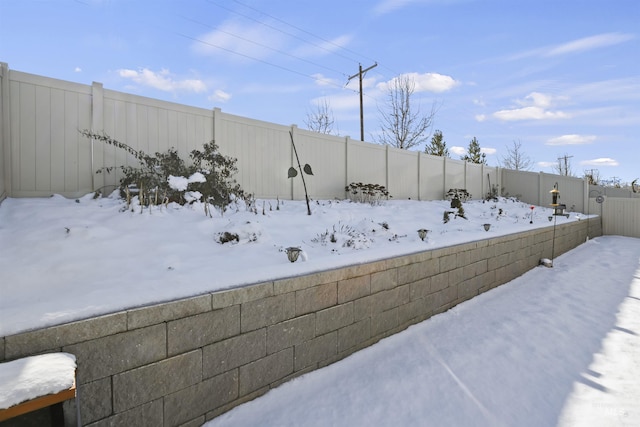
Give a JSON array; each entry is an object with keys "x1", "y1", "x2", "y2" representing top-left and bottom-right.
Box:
[{"x1": 0, "y1": 219, "x2": 599, "y2": 427}]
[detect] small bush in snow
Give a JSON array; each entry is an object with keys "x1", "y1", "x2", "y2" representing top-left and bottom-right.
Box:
[
  {"x1": 80, "y1": 130, "x2": 244, "y2": 216},
  {"x1": 345, "y1": 182, "x2": 390, "y2": 205}
]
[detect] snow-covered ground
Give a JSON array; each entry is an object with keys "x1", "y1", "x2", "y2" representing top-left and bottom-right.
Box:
[
  {"x1": 0, "y1": 193, "x2": 637, "y2": 426},
  {"x1": 204, "y1": 235, "x2": 640, "y2": 427},
  {"x1": 1, "y1": 192, "x2": 589, "y2": 336}
]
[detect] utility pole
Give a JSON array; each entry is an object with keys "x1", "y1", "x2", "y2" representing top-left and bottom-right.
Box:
[
  {"x1": 557, "y1": 154, "x2": 573, "y2": 176},
  {"x1": 348, "y1": 62, "x2": 377, "y2": 141}
]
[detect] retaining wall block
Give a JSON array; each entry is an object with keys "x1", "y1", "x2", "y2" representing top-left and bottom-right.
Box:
[
  {"x1": 294, "y1": 331, "x2": 337, "y2": 371},
  {"x1": 203, "y1": 328, "x2": 266, "y2": 378},
  {"x1": 409, "y1": 277, "x2": 431, "y2": 301},
  {"x1": 78, "y1": 377, "x2": 112, "y2": 425},
  {"x1": 439, "y1": 253, "x2": 458, "y2": 273},
  {"x1": 274, "y1": 269, "x2": 342, "y2": 295},
  {"x1": 337, "y1": 275, "x2": 371, "y2": 304},
  {"x1": 370, "y1": 268, "x2": 398, "y2": 293},
  {"x1": 168, "y1": 306, "x2": 240, "y2": 356},
  {"x1": 5, "y1": 312, "x2": 128, "y2": 360},
  {"x1": 241, "y1": 293, "x2": 295, "y2": 333},
  {"x1": 295, "y1": 282, "x2": 337, "y2": 316},
  {"x1": 112, "y1": 350, "x2": 202, "y2": 413},
  {"x1": 164, "y1": 370, "x2": 238, "y2": 427},
  {"x1": 127, "y1": 294, "x2": 212, "y2": 330},
  {"x1": 65, "y1": 323, "x2": 166, "y2": 384},
  {"x1": 315, "y1": 302, "x2": 354, "y2": 336},
  {"x1": 371, "y1": 307, "x2": 399, "y2": 337},
  {"x1": 86, "y1": 399, "x2": 163, "y2": 427},
  {"x1": 397, "y1": 259, "x2": 439, "y2": 285},
  {"x1": 430, "y1": 271, "x2": 449, "y2": 293},
  {"x1": 337, "y1": 319, "x2": 370, "y2": 354},
  {"x1": 177, "y1": 416, "x2": 206, "y2": 427},
  {"x1": 266, "y1": 314, "x2": 315, "y2": 355},
  {"x1": 238, "y1": 348, "x2": 294, "y2": 396},
  {"x1": 211, "y1": 282, "x2": 274, "y2": 310}
]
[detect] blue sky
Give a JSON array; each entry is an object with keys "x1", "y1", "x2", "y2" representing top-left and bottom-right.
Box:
[{"x1": 1, "y1": 0, "x2": 638, "y2": 185}]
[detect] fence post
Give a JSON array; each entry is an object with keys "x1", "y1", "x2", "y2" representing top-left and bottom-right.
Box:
[
  {"x1": 290, "y1": 124, "x2": 297, "y2": 200},
  {"x1": 442, "y1": 156, "x2": 447, "y2": 198},
  {"x1": 90, "y1": 82, "x2": 104, "y2": 192},
  {"x1": 212, "y1": 107, "x2": 221, "y2": 145},
  {"x1": 344, "y1": 136, "x2": 350, "y2": 199},
  {"x1": 0, "y1": 62, "x2": 10, "y2": 199},
  {"x1": 538, "y1": 172, "x2": 545, "y2": 206},
  {"x1": 416, "y1": 152, "x2": 421, "y2": 201}
]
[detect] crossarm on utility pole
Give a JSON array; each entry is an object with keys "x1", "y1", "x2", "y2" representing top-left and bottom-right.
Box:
[{"x1": 348, "y1": 62, "x2": 377, "y2": 141}]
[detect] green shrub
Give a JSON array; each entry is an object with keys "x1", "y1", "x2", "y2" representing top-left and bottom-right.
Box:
[{"x1": 81, "y1": 130, "x2": 243, "y2": 215}]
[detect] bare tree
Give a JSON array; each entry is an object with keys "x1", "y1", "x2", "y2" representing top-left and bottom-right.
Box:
[
  {"x1": 500, "y1": 139, "x2": 533, "y2": 171},
  {"x1": 375, "y1": 75, "x2": 437, "y2": 150},
  {"x1": 583, "y1": 169, "x2": 600, "y2": 185},
  {"x1": 552, "y1": 153, "x2": 574, "y2": 176},
  {"x1": 305, "y1": 98, "x2": 336, "y2": 135}
]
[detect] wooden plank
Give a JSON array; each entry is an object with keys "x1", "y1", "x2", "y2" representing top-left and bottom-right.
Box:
[{"x1": 0, "y1": 384, "x2": 75, "y2": 422}]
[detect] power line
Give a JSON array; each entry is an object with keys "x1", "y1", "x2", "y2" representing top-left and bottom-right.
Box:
[
  {"x1": 179, "y1": 15, "x2": 348, "y2": 78},
  {"x1": 173, "y1": 31, "x2": 358, "y2": 93},
  {"x1": 229, "y1": 0, "x2": 378, "y2": 66},
  {"x1": 207, "y1": 0, "x2": 363, "y2": 66}
]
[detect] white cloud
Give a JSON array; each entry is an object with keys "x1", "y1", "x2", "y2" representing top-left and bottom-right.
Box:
[
  {"x1": 74, "y1": 67, "x2": 82, "y2": 73},
  {"x1": 546, "y1": 33, "x2": 635, "y2": 57},
  {"x1": 210, "y1": 89, "x2": 231, "y2": 103},
  {"x1": 493, "y1": 106, "x2": 569, "y2": 121},
  {"x1": 509, "y1": 32, "x2": 635, "y2": 60},
  {"x1": 481, "y1": 147, "x2": 497, "y2": 155},
  {"x1": 475, "y1": 114, "x2": 487, "y2": 122},
  {"x1": 117, "y1": 68, "x2": 207, "y2": 93},
  {"x1": 192, "y1": 19, "x2": 286, "y2": 61},
  {"x1": 546, "y1": 134, "x2": 596, "y2": 146},
  {"x1": 311, "y1": 73, "x2": 340, "y2": 87},
  {"x1": 294, "y1": 34, "x2": 354, "y2": 57},
  {"x1": 537, "y1": 161, "x2": 556, "y2": 168},
  {"x1": 580, "y1": 158, "x2": 619, "y2": 167},
  {"x1": 492, "y1": 92, "x2": 570, "y2": 121},
  {"x1": 450, "y1": 146, "x2": 466, "y2": 156},
  {"x1": 377, "y1": 72, "x2": 459, "y2": 93}
]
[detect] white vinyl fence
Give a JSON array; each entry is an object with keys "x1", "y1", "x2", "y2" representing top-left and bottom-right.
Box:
[{"x1": 1, "y1": 63, "x2": 637, "y2": 237}]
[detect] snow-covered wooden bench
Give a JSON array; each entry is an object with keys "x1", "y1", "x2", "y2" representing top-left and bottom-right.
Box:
[{"x1": 0, "y1": 353, "x2": 77, "y2": 426}]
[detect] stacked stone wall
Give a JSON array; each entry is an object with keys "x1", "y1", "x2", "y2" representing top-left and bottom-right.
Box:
[{"x1": 0, "y1": 219, "x2": 599, "y2": 427}]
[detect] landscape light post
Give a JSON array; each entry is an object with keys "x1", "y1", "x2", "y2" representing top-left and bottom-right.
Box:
[{"x1": 549, "y1": 183, "x2": 560, "y2": 267}]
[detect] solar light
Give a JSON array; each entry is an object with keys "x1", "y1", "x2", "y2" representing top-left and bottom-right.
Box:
[{"x1": 286, "y1": 247, "x2": 302, "y2": 263}]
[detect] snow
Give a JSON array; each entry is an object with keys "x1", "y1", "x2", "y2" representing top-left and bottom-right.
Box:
[
  {"x1": 1, "y1": 192, "x2": 591, "y2": 337},
  {"x1": 0, "y1": 192, "x2": 638, "y2": 426},
  {"x1": 0, "y1": 353, "x2": 76, "y2": 410},
  {"x1": 204, "y1": 235, "x2": 640, "y2": 427}
]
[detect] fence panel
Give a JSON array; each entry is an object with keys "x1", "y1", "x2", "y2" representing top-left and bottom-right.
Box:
[
  {"x1": 8, "y1": 71, "x2": 93, "y2": 197},
  {"x1": 346, "y1": 140, "x2": 387, "y2": 190},
  {"x1": 0, "y1": 63, "x2": 6, "y2": 201},
  {"x1": 2, "y1": 66, "x2": 637, "y2": 238},
  {"x1": 293, "y1": 127, "x2": 347, "y2": 200},
  {"x1": 419, "y1": 154, "x2": 445, "y2": 200},
  {"x1": 387, "y1": 147, "x2": 419, "y2": 199},
  {"x1": 602, "y1": 198, "x2": 640, "y2": 238},
  {"x1": 215, "y1": 111, "x2": 291, "y2": 200},
  {"x1": 444, "y1": 158, "x2": 466, "y2": 192}
]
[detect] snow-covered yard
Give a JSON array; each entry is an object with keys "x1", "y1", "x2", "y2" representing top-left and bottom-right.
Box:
[
  {"x1": 1, "y1": 193, "x2": 637, "y2": 427},
  {"x1": 0, "y1": 192, "x2": 591, "y2": 336},
  {"x1": 205, "y1": 235, "x2": 640, "y2": 427}
]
